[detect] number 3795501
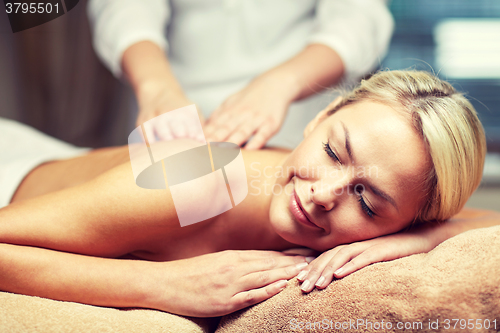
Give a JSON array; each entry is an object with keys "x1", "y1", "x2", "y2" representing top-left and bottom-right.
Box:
[{"x1": 5, "y1": 2, "x2": 60, "y2": 14}]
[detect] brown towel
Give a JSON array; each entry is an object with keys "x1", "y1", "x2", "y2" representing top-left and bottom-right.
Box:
[
  {"x1": 0, "y1": 291, "x2": 219, "y2": 333},
  {"x1": 217, "y1": 226, "x2": 500, "y2": 333}
]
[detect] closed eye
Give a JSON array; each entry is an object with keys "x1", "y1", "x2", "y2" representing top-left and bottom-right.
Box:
[
  {"x1": 323, "y1": 141, "x2": 340, "y2": 163},
  {"x1": 358, "y1": 196, "x2": 375, "y2": 218},
  {"x1": 355, "y1": 185, "x2": 376, "y2": 218}
]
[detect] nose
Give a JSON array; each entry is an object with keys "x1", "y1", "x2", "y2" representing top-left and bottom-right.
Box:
[{"x1": 310, "y1": 175, "x2": 350, "y2": 211}]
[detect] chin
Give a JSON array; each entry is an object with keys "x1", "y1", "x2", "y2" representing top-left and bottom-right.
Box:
[
  {"x1": 269, "y1": 209, "x2": 309, "y2": 247},
  {"x1": 269, "y1": 209, "x2": 297, "y2": 245}
]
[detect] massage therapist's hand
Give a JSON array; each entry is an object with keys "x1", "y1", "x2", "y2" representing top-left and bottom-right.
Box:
[
  {"x1": 148, "y1": 250, "x2": 309, "y2": 317},
  {"x1": 123, "y1": 41, "x2": 205, "y2": 143},
  {"x1": 296, "y1": 226, "x2": 444, "y2": 293},
  {"x1": 136, "y1": 80, "x2": 205, "y2": 143},
  {"x1": 204, "y1": 71, "x2": 298, "y2": 149}
]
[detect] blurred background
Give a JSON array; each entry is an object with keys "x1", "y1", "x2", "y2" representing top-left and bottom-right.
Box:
[{"x1": 0, "y1": 0, "x2": 499, "y2": 210}]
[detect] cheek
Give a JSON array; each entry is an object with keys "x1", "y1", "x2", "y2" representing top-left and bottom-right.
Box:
[
  {"x1": 333, "y1": 217, "x2": 407, "y2": 247},
  {"x1": 269, "y1": 182, "x2": 292, "y2": 223},
  {"x1": 318, "y1": 208, "x2": 383, "y2": 248}
]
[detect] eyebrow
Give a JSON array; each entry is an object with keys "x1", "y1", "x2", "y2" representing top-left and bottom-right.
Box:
[
  {"x1": 340, "y1": 121, "x2": 399, "y2": 211},
  {"x1": 342, "y1": 122, "x2": 354, "y2": 164}
]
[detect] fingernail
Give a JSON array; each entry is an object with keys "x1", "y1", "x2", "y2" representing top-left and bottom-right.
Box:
[
  {"x1": 315, "y1": 276, "x2": 325, "y2": 287},
  {"x1": 277, "y1": 280, "x2": 288, "y2": 290},
  {"x1": 295, "y1": 262, "x2": 308, "y2": 270},
  {"x1": 300, "y1": 280, "x2": 310, "y2": 291},
  {"x1": 334, "y1": 267, "x2": 343, "y2": 275},
  {"x1": 305, "y1": 257, "x2": 315, "y2": 263},
  {"x1": 296, "y1": 270, "x2": 307, "y2": 281}
]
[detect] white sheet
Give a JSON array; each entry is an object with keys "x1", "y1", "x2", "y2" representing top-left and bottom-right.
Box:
[{"x1": 0, "y1": 118, "x2": 89, "y2": 208}]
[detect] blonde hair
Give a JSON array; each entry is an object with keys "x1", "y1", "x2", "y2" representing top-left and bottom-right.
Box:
[{"x1": 327, "y1": 70, "x2": 486, "y2": 223}]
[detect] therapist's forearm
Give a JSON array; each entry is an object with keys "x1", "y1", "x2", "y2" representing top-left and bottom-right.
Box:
[
  {"x1": 260, "y1": 44, "x2": 345, "y2": 103},
  {"x1": 121, "y1": 41, "x2": 188, "y2": 102}
]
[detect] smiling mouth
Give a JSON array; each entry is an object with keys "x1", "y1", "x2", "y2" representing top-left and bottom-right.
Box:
[{"x1": 289, "y1": 189, "x2": 320, "y2": 229}]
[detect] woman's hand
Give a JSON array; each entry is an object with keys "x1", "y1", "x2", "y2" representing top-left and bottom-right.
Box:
[
  {"x1": 122, "y1": 41, "x2": 205, "y2": 143},
  {"x1": 136, "y1": 80, "x2": 205, "y2": 143},
  {"x1": 204, "y1": 72, "x2": 298, "y2": 149},
  {"x1": 149, "y1": 250, "x2": 309, "y2": 317},
  {"x1": 296, "y1": 226, "x2": 443, "y2": 293},
  {"x1": 203, "y1": 44, "x2": 344, "y2": 149}
]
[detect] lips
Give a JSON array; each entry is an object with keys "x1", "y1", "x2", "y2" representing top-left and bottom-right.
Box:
[{"x1": 289, "y1": 189, "x2": 320, "y2": 229}]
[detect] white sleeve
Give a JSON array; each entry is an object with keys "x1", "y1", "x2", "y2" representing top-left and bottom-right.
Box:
[
  {"x1": 308, "y1": 0, "x2": 394, "y2": 82},
  {"x1": 87, "y1": 0, "x2": 170, "y2": 77}
]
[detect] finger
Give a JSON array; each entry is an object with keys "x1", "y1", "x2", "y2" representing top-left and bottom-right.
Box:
[
  {"x1": 235, "y1": 250, "x2": 293, "y2": 261},
  {"x1": 211, "y1": 111, "x2": 255, "y2": 144},
  {"x1": 282, "y1": 248, "x2": 319, "y2": 257},
  {"x1": 241, "y1": 262, "x2": 308, "y2": 290},
  {"x1": 334, "y1": 245, "x2": 389, "y2": 278},
  {"x1": 185, "y1": 119, "x2": 206, "y2": 142},
  {"x1": 231, "y1": 279, "x2": 288, "y2": 310},
  {"x1": 329, "y1": 243, "x2": 376, "y2": 274},
  {"x1": 295, "y1": 246, "x2": 352, "y2": 293},
  {"x1": 206, "y1": 107, "x2": 252, "y2": 142},
  {"x1": 302, "y1": 244, "x2": 371, "y2": 291},
  {"x1": 225, "y1": 124, "x2": 258, "y2": 146},
  {"x1": 142, "y1": 122, "x2": 157, "y2": 144},
  {"x1": 238, "y1": 250, "x2": 311, "y2": 261},
  {"x1": 242, "y1": 254, "x2": 308, "y2": 275},
  {"x1": 297, "y1": 260, "x2": 327, "y2": 293},
  {"x1": 167, "y1": 114, "x2": 205, "y2": 142},
  {"x1": 296, "y1": 246, "x2": 343, "y2": 283},
  {"x1": 204, "y1": 108, "x2": 230, "y2": 138},
  {"x1": 312, "y1": 256, "x2": 347, "y2": 290},
  {"x1": 243, "y1": 122, "x2": 276, "y2": 150},
  {"x1": 169, "y1": 119, "x2": 189, "y2": 138},
  {"x1": 195, "y1": 132, "x2": 206, "y2": 143},
  {"x1": 155, "y1": 122, "x2": 174, "y2": 141},
  {"x1": 206, "y1": 123, "x2": 235, "y2": 142}
]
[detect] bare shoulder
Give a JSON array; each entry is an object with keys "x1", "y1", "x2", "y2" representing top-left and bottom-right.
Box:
[
  {"x1": 452, "y1": 207, "x2": 500, "y2": 220},
  {"x1": 0, "y1": 139, "x2": 206, "y2": 258},
  {"x1": 240, "y1": 146, "x2": 291, "y2": 167}
]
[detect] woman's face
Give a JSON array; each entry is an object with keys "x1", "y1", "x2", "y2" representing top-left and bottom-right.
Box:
[{"x1": 269, "y1": 100, "x2": 430, "y2": 251}]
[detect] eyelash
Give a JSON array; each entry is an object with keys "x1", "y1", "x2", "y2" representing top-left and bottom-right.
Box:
[
  {"x1": 322, "y1": 141, "x2": 339, "y2": 162},
  {"x1": 358, "y1": 196, "x2": 375, "y2": 218},
  {"x1": 323, "y1": 141, "x2": 375, "y2": 218}
]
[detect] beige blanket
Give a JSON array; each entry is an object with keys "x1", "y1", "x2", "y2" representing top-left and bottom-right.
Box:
[
  {"x1": 2, "y1": 226, "x2": 499, "y2": 333},
  {"x1": 217, "y1": 226, "x2": 500, "y2": 333},
  {"x1": 0, "y1": 292, "x2": 218, "y2": 333}
]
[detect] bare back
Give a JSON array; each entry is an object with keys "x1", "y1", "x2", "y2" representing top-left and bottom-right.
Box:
[{"x1": 4, "y1": 139, "x2": 294, "y2": 262}]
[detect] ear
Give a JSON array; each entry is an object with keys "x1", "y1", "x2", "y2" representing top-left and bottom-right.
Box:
[{"x1": 303, "y1": 96, "x2": 343, "y2": 138}]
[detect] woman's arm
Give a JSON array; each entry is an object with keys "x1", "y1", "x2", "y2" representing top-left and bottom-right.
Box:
[
  {"x1": 0, "y1": 243, "x2": 153, "y2": 308},
  {"x1": 122, "y1": 41, "x2": 203, "y2": 142},
  {"x1": 0, "y1": 242, "x2": 308, "y2": 317},
  {"x1": 88, "y1": 0, "x2": 170, "y2": 78},
  {"x1": 1, "y1": 160, "x2": 173, "y2": 257},
  {"x1": 297, "y1": 208, "x2": 500, "y2": 293},
  {"x1": 122, "y1": 41, "x2": 193, "y2": 122},
  {"x1": 89, "y1": 0, "x2": 200, "y2": 141}
]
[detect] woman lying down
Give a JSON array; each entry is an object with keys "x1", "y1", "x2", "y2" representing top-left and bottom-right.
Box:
[{"x1": 1, "y1": 70, "x2": 499, "y2": 318}]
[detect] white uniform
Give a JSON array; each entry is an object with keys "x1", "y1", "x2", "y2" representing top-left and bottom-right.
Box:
[
  {"x1": 88, "y1": 0, "x2": 394, "y2": 148},
  {"x1": 0, "y1": 118, "x2": 89, "y2": 208}
]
